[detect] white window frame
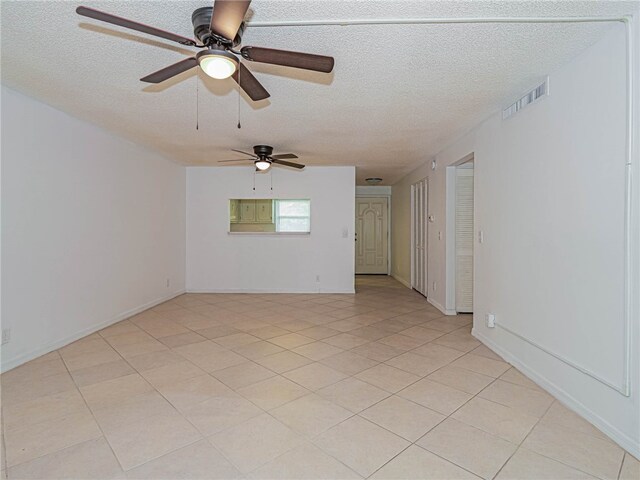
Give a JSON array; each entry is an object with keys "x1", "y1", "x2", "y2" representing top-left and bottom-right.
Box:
[{"x1": 275, "y1": 199, "x2": 311, "y2": 233}]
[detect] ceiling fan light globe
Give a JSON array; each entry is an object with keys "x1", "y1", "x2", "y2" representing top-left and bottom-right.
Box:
[
  {"x1": 255, "y1": 160, "x2": 271, "y2": 171},
  {"x1": 196, "y1": 49, "x2": 238, "y2": 79},
  {"x1": 199, "y1": 55, "x2": 237, "y2": 79}
]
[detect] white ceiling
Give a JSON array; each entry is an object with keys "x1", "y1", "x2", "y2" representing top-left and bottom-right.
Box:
[{"x1": 1, "y1": 1, "x2": 635, "y2": 184}]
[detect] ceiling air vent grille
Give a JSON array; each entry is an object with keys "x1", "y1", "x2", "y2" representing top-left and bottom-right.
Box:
[{"x1": 503, "y1": 78, "x2": 549, "y2": 120}]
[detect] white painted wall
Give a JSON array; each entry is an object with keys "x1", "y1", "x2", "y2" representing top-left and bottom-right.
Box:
[
  {"x1": 186, "y1": 167, "x2": 355, "y2": 293},
  {"x1": 392, "y1": 21, "x2": 640, "y2": 456},
  {"x1": 355, "y1": 186, "x2": 391, "y2": 196},
  {"x1": 1, "y1": 86, "x2": 186, "y2": 371}
]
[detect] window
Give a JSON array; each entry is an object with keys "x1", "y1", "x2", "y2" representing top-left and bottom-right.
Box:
[
  {"x1": 227, "y1": 198, "x2": 311, "y2": 234},
  {"x1": 275, "y1": 199, "x2": 311, "y2": 233}
]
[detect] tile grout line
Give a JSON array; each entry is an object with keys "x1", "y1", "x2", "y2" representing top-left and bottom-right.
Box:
[
  {"x1": 287, "y1": 331, "x2": 488, "y2": 478},
  {"x1": 90, "y1": 329, "x2": 211, "y2": 474},
  {"x1": 405, "y1": 375, "x2": 504, "y2": 478},
  {"x1": 489, "y1": 396, "x2": 555, "y2": 480},
  {"x1": 616, "y1": 453, "x2": 627, "y2": 480},
  {"x1": 45, "y1": 352, "x2": 123, "y2": 474},
  {"x1": 360, "y1": 346, "x2": 551, "y2": 479},
  {"x1": 360, "y1": 351, "x2": 499, "y2": 479},
  {"x1": 508, "y1": 411, "x2": 624, "y2": 480},
  {"x1": 0, "y1": 409, "x2": 6, "y2": 477},
  {"x1": 1, "y1": 354, "x2": 95, "y2": 471},
  {"x1": 67, "y1": 342, "x2": 210, "y2": 475}
]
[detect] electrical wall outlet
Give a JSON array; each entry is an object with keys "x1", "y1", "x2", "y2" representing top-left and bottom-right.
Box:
[
  {"x1": 316, "y1": 275, "x2": 320, "y2": 283},
  {"x1": 166, "y1": 278, "x2": 171, "y2": 288},
  {"x1": 432, "y1": 282, "x2": 437, "y2": 291},
  {"x1": 486, "y1": 313, "x2": 496, "y2": 328},
  {"x1": 2, "y1": 328, "x2": 11, "y2": 345}
]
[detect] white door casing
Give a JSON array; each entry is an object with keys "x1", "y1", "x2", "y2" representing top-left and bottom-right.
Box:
[
  {"x1": 411, "y1": 179, "x2": 428, "y2": 296},
  {"x1": 355, "y1": 197, "x2": 389, "y2": 274}
]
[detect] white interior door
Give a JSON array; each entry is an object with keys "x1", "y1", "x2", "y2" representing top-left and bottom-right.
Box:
[
  {"x1": 455, "y1": 165, "x2": 474, "y2": 312},
  {"x1": 411, "y1": 179, "x2": 428, "y2": 296},
  {"x1": 355, "y1": 197, "x2": 388, "y2": 274}
]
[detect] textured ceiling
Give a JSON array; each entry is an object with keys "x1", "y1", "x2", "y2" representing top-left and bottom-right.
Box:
[{"x1": 1, "y1": 1, "x2": 636, "y2": 184}]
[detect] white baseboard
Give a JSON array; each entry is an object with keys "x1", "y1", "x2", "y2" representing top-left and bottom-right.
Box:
[
  {"x1": 1, "y1": 290, "x2": 185, "y2": 373},
  {"x1": 187, "y1": 288, "x2": 356, "y2": 294},
  {"x1": 428, "y1": 298, "x2": 457, "y2": 315},
  {"x1": 389, "y1": 277, "x2": 458, "y2": 316},
  {"x1": 473, "y1": 328, "x2": 640, "y2": 459},
  {"x1": 391, "y1": 274, "x2": 411, "y2": 289}
]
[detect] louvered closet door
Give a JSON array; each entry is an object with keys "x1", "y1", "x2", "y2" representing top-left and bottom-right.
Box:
[{"x1": 455, "y1": 167, "x2": 474, "y2": 312}]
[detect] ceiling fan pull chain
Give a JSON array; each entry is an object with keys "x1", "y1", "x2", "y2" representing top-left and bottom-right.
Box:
[
  {"x1": 253, "y1": 169, "x2": 256, "y2": 191},
  {"x1": 196, "y1": 72, "x2": 199, "y2": 131},
  {"x1": 270, "y1": 170, "x2": 273, "y2": 191},
  {"x1": 237, "y1": 64, "x2": 242, "y2": 129}
]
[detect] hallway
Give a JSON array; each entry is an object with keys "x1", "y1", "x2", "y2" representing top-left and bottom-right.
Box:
[{"x1": 1, "y1": 277, "x2": 636, "y2": 479}]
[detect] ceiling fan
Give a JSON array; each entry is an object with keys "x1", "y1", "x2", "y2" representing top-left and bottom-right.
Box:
[
  {"x1": 219, "y1": 145, "x2": 304, "y2": 171},
  {"x1": 76, "y1": 0, "x2": 335, "y2": 101}
]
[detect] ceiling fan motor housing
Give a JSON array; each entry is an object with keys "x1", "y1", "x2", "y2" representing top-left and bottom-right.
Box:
[
  {"x1": 253, "y1": 145, "x2": 274, "y2": 157},
  {"x1": 191, "y1": 7, "x2": 244, "y2": 46}
]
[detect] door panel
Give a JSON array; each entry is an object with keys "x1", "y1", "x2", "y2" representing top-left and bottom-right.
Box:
[
  {"x1": 355, "y1": 197, "x2": 388, "y2": 274},
  {"x1": 255, "y1": 199, "x2": 273, "y2": 223},
  {"x1": 240, "y1": 200, "x2": 256, "y2": 223},
  {"x1": 455, "y1": 167, "x2": 474, "y2": 312}
]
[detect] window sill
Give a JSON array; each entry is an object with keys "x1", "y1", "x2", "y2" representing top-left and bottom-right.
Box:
[{"x1": 227, "y1": 232, "x2": 310, "y2": 236}]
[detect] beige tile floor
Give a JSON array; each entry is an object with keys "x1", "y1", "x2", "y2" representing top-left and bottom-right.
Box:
[{"x1": 1, "y1": 276, "x2": 638, "y2": 479}]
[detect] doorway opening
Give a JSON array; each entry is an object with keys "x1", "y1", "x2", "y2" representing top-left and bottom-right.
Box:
[{"x1": 411, "y1": 178, "x2": 428, "y2": 297}]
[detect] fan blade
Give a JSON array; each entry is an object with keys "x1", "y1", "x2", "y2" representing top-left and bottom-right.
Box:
[
  {"x1": 232, "y1": 63, "x2": 270, "y2": 101},
  {"x1": 218, "y1": 159, "x2": 253, "y2": 163},
  {"x1": 272, "y1": 159, "x2": 305, "y2": 169},
  {"x1": 241, "y1": 46, "x2": 334, "y2": 73},
  {"x1": 210, "y1": 0, "x2": 251, "y2": 41},
  {"x1": 140, "y1": 58, "x2": 198, "y2": 83},
  {"x1": 271, "y1": 153, "x2": 298, "y2": 160},
  {"x1": 231, "y1": 149, "x2": 256, "y2": 157},
  {"x1": 76, "y1": 6, "x2": 198, "y2": 46}
]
